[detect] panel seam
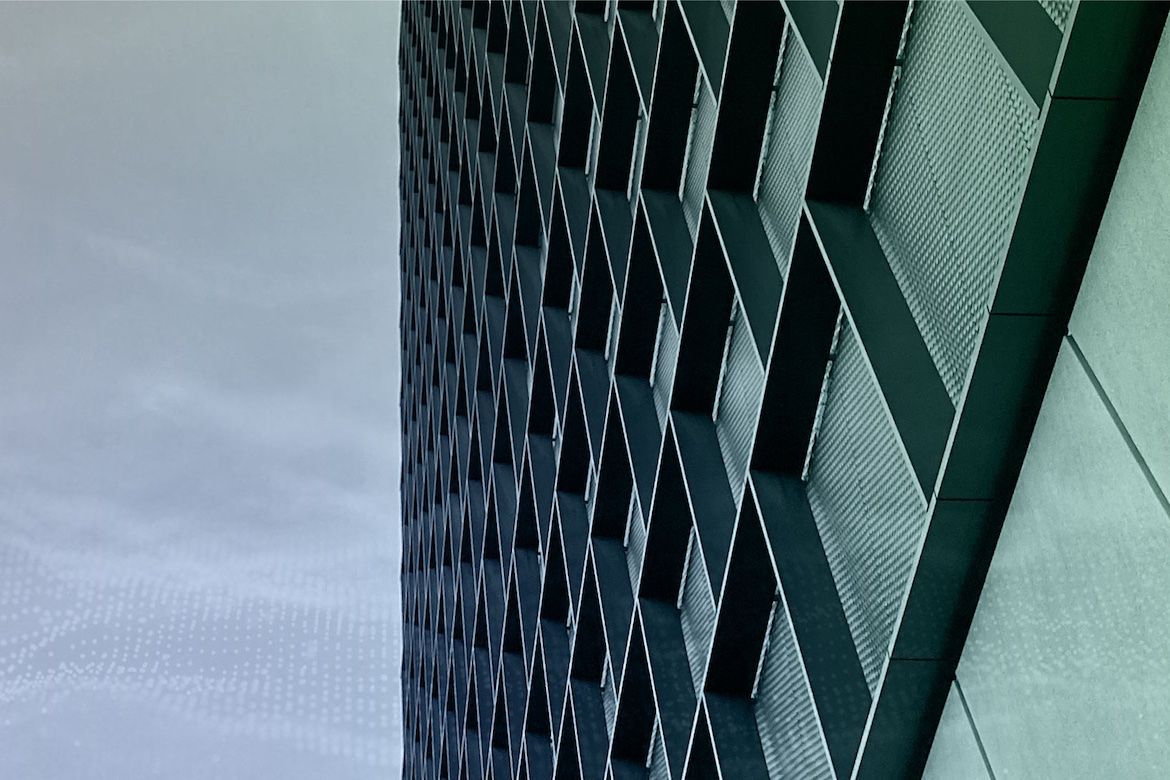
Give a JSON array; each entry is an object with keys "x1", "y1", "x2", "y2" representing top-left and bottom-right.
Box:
[
  {"x1": 1067, "y1": 334, "x2": 1170, "y2": 519},
  {"x1": 953, "y1": 677, "x2": 999, "y2": 780}
]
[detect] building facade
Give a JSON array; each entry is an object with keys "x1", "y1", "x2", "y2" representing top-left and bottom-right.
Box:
[{"x1": 399, "y1": 1, "x2": 1170, "y2": 777}]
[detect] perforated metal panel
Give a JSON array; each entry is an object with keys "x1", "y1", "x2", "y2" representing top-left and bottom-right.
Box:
[
  {"x1": 679, "y1": 531, "x2": 717, "y2": 694},
  {"x1": 648, "y1": 720, "x2": 669, "y2": 780},
  {"x1": 603, "y1": 661, "x2": 617, "y2": 737},
  {"x1": 806, "y1": 322, "x2": 928, "y2": 691},
  {"x1": 868, "y1": 0, "x2": 1039, "y2": 400},
  {"x1": 629, "y1": 111, "x2": 650, "y2": 200},
  {"x1": 754, "y1": 597, "x2": 833, "y2": 779},
  {"x1": 682, "y1": 78, "x2": 717, "y2": 235},
  {"x1": 715, "y1": 305, "x2": 766, "y2": 506},
  {"x1": 625, "y1": 496, "x2": 647, "y2": 591},
  {"x1": 651, "y1": 303, "x2": 679, "y2": 426},
  {"x1": 605, "y1": 299, "x2": 621, "y2": 365},
  {"x1": 1039, "y1": 0, "x2": 1074, "y2": 31},
  {"x1": 587, "y1": 109, "x2": 603, "y2": 187},
  {"x1": 758, "y1": 32, "x2": 823, "y2": 279}
]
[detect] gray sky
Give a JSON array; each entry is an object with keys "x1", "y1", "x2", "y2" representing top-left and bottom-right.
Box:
[{"x1": 0, "y1": 3, "x2": 402, "y2": 777}]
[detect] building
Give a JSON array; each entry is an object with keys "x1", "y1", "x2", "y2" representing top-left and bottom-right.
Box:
[{"x1": 398, "y1": 1, "x2": 1170, "y2": 777}]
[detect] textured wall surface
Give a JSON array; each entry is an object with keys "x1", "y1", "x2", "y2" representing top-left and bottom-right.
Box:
[{"x1": 928, "y1": 22, "x2": 1170, "y2": 780}]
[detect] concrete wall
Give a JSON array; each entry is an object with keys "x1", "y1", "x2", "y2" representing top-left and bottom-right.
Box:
[{"x1": 924, "y1": 22, "x2": 1170, "y2": 780}]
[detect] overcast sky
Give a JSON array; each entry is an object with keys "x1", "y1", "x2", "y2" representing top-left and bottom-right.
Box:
[{"x1": 0, "y1": 3, "x2": 402, "y2": 778}]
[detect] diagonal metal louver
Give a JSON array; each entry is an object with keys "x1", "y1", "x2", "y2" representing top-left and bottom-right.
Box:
[{"x1": 398, "y1": 1, "x2": 1164, "y2": 778}]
